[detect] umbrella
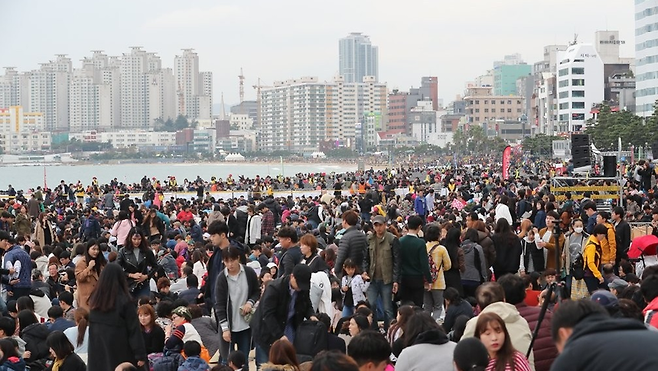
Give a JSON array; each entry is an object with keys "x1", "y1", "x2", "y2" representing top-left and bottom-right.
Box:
[{"x1": 628, "y1": 234, "x2": 658, "y2": 259}]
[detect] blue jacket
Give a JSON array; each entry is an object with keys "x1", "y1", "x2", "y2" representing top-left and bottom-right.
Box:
[
  {"x1": 48, "y1": 317, "x2": 75, "y2": 332},
  {"x1": 4, "y1": 246, "x2": 31, "y2": 289},
  {"x1": 414, "y1": 195, "x2": 426, "y2": 216},
  {"x1": 177, "y1": 356, "x2": 209, "y2": 371}
]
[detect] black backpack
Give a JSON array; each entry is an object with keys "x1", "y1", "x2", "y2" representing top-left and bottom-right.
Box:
[
  {"x1": 293, "y1": 320, "x2": 328, "y2": 362},
  {"x1": 571, "y1": 253, "x2": 585, "y2": 280}
]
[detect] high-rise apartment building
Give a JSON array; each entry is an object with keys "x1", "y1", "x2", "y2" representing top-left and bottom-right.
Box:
[
  {"x1": 121, "y1": 47, "x2": 149, "y2": 128},
  {"x1": 259, "y1": 76, "x2": 387, "y2": 152},
  {"x1": 636, "y1": 0, "x2": 658, "y2": 116},
  {"x1": 28, "y1": 54, "x2": 72, "y2": 131},
  {"x1": 0, "y1": 68, "x2": 30, "y2": 110},
  {"x1": 493, "y1": 54, "x2": 532, "y2": 96},
  {"x1": 339, "y1": 33, "x2": 379, "y2": 83},
  {"x1": 555, "y1": 43, "x2": 604, "y2": 133},
  {"x1": 174, "y1": 49, "x2": 212, "y2": 122}
]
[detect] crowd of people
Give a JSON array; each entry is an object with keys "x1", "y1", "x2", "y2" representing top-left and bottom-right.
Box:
[{"x1": 0, "y1": 158, "x2": 657, "y2": 371}]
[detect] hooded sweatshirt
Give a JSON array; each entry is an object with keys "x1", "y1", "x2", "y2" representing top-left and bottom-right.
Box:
[
  {"x1": 462, "y1": 301, "x2": 535, "y2": 370},
  {"x1": 460, "y1": 240, "x2": 488, "y2": 283},
  {"x1": 395, "y1": 329, "x2": 456, "y2": 371},
  {"x1": 550, "y1": 315, "x2": 658, "y2": 371}
]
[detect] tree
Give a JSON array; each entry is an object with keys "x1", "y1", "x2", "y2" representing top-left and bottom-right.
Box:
[
  {"x1": 586, "y1": 103, "x2": 647, "y2": 150},
  {"x1": 522, "y1": 134, "x2": 560, "y2": 157}
]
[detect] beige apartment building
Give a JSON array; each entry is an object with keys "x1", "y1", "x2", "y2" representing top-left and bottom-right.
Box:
[{"x1": 464, "y1": 86, "x2": 524, "y2": 127}]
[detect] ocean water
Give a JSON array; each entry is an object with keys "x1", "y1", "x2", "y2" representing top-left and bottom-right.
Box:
[{"x1": 1, "y1": 162, "x2": 358, "y2": 191}]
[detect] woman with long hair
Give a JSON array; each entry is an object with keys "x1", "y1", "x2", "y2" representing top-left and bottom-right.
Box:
[
  {"x1": 87, "y1": 263, "x2": 147, "y2": 371},
  {"x1": 74, "y1": 239, "x2": 107, "y2": 310},
  {"x1": 261, "y1": 339, "x2": 300, "y2": 371},
  {"x1": 63, "y1": 308, "x2": 90, "y2": 363},
  {"x1": 17, "y1": 310, "x2": 50, "y2": 368},
  {"x1": 141, "y1": 208, "x2": 165, "y2": 242},
  {"x1": 191, "y1": 249, "x2": 207, "y2": 283},
  {"x1": 137, "y1": 304, "x2": 165, "y2": 355},
  {"x1": 116, "y1": 227, "x2": 158, "y2": 300},
  {"x1": 491, "y1": 218, "x2": 522, "y2": 279},
  {"x1": 424, "y1": 224, "x2": 452, "y2": 321},
  {"x1": 34, "y1": 212, "x2": 56, "y2": 248},
  {"x1": 110, "y1": 211, "x2": 134, "y2": 249},
  {"x1": 0, "y1": 338, "x2": 25, "y2": 371},
  {"x1": 46, "y1": 331, "x2": 86, "y2": 371},
  {"x1": 396, "y1": 311, "x2": 456, "y2": 371},
  {"x1": 460, "y1": 228, "x2": 488, "y2": 298},
  {"x1": 474, "y1": 313, "x2": 531, "y2": 371},
  {"x1": 442, "y1": 225, "x2": 465, "y2": 296},
  {"x1": 387, "y1": 305, "x2": 414, "y2": 348}
]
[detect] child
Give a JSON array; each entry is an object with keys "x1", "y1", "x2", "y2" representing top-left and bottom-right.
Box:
[
  {"x1": 341, "y1": 258, "x2": 369, "y2": 317},
  {"x1": 228, "y1": 350, "x2": 245, "y2": 371},
  {"x1": 474, "y1": 312, "x2": 532, "y2": 371},
  {"x1": 179, "y1": 340, "x2": 210, "y2": 371}
]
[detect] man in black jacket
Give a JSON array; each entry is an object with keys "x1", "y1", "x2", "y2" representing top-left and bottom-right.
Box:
[
  {"x1": 277, "y1": 226, "x2": 302, "y2": 278},
  {"x1": 550, "y1": 299, "x2": 658, "y2": 371},
  {"x1": 612, "y1": 206, "x2": 630, "y2": 262},
  {"x1": 250, "y1": 264, "x2": 316, "y2": 368},
  {"x1": 335, "y1": 210, "x2": 367, "y2": 278}
]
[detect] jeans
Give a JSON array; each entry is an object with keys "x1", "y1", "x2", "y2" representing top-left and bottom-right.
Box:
[
  {"x1": 342, "y1": 305, "x2": 355, "y2": 318},
  {"x1": 367, "y1": 279, "x2": 394, "y2": 329},
  {"x1": 255, "y1": 344, "x2": 268, "y2": 370},
  {"x1": 230, "y1": 329, "x2": 252, "y2": 371},
  {"x1": 424, "y1": 289, "x2": 444, "y2": 321},
  {"x1": 131, "y1": 283, "x2": 151, "y2": 302}
]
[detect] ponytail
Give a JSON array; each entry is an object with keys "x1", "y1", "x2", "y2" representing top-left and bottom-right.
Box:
[{"x1": 74, "y1": 308, "x2": 89, "y2": 347}]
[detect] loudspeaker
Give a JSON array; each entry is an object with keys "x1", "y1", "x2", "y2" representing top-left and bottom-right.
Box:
[
  {"x1": 652, "y1": 141, "x2": 658, "y2": 159},
  {"x1": 573, "y1": 157, "x2": 591, "y2": 169},
  {"x1": 603, "y1": 156, "x2": 617, "y2": 177},
  {"x1": 571, "y1": 134, "x2": 590, "y2": 149}
]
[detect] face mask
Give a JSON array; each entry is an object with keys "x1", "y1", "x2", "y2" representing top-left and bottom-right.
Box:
[{"x1": 574, "y1": 227, "x2": 583, "y2": 234}]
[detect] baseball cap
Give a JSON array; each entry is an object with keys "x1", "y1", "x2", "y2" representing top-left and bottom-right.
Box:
[
  {"x1": 372, "y1": 215, "x2": 386, "y2": 225},
  {"x1": 590, "y1": 290, "x2": 618, "y2": 308},
  {"x1": 608, "y1": 278, "x2": 628, "y2": 292},
  {"x1": 292, "y1": 264, "x2": 312, "y2": 291},
  {"x1": 266, "y1": 262, "x2": 277, "y2": 269}
]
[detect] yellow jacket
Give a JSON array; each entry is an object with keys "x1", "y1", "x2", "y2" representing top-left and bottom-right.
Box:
[
  {"x1": 600, "y1": 222, "x2": 617, "y2": 265},
  {"x1": 584, "y1": 235, "x2": 603, "y2": 280},
  {"x1": 426, "y1": 242, "x2": 452, "y2": 290}
]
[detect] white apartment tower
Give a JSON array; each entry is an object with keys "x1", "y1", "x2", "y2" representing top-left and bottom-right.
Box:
[
  {"x1": 0, "y1": 68, "x2": 30, "y2": 110},
  {"x1": 121, "y1": 47, "x2": 150, "y2": 128},
  {"x1": 555, "y1": 44, "x2": 604, "y2": 133},
  {"x1": 636, "y1": 0, "x2": 658, "y2": 116},
  {"x1": 28, "y1": 54, "x2": 72, "y2": 131},
  {"x1": 259, "y1": 77, "x2": 327, "y2": 153},
  {"x1": 174, "y1": 49, "x2": 213, "y2": 122}
]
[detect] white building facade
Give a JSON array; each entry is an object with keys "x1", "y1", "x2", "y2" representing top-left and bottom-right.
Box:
[
  {"x1": 555, "y1": 44, "x2": 604, "y2": 133},
  {"x1": 0, "y1": 132, "x2": 51, "y2": 154},
  {"x1": 636, "y1": 0, "x2": 658, "y2": 116},
  {"x1": 339, "y1": 33, "x2": 379, "y2": 83},
  {"x1": 0, "y1": 106, "x2": 45, "y2": 133},
  {"x1": 174, "y1": 49, "x2": 213, "y2": 122}
]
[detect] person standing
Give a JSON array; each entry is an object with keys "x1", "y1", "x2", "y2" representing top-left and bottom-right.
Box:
[
  {"x1": 583, "y1": 224, "x2": 607, "y2": 294},
  {"x1": 88, "y1": 264, "x2": 147, "y2": 371},
  {"x1": 335, "y1": 210, "x2": 367, "y2": 277},
  {"x1": 74, "y1": 239, "x2": 107, "y2": 311},
  {"x1": 537, "y1": 211, "x2": 564, "y2": 271},
  {"x1": 215, "y1": 246, "x2": 260, "y2": 370},
  {"x1": 362, "y1": 215, "x2": 400, "y2": 329},
  {"x1": 612, "y1": 206, "x2": 630, "y2": 263},
  {"x1": 398, "y1": 216, "x2": 431, "y2": 307},
  {"x1": 258, "y1": 203, "x2": 275, "y2": 238},
  {"x1": 424, "y1": 224, "x2": 452, "y2": 321},
  {"x1": 274, "y1": 226, "x2": 300, "y2": 275},
  {"x1": 414, "y1": 189, "x2": 426, "y2": 222},
  {"x1": 249, "y1": 264, "x2": 316, "y2": 369},
  {"x1": 0, "y1": 231, "x2": 32, "y2": 299},
  {"x1": 245, "y1": 205, "x2": 262, "y2": 247},
  {"x1": 596, "y1": 211, "x2": 617, "y2": 268},
  {"x1": 116, "y1": 228, "x2": 158, "y2": 301}
]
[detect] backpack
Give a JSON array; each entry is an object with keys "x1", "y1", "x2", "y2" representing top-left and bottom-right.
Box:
[
  {"x1": 427, "y1": 243, "x2": 441, "y2": 284},
  {"x1": 149, "y1": 351, "x2": 185, "y2": 371},
  {"x1": 293, "y1": 320, "x2": 328, "y2": 362},
  {"x1": 571, "y1": 253, "x2": 585, "y2": 280}
]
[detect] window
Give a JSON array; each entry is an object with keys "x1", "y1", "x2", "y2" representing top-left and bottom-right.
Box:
[
  {"x1": 491, "y1": 109, "x2": 496, "y2": 113},
  {"x1": 559, "y1": 68, "x2": 569, "y2": 76},
  {"x1": 572, "y1": 79, "x2": 585, "y2": 86},
  {"x1": 559, "y1": 102, "x2": 569, "y2": 109},
  {"x1": 475, "y1": 100, "x2": 480, "y2": 104},
  {"x1": 572, "y1": 102, "x2": 585, "y2": 109},
  {"x1": 500, "y1": 100, "x2": 505, "y2": 104},
  {"x1": 507, "y1": 108, "x2": 512, "y2": 113},
  {"x1": 572, "y1": 113, "x2": 585, "y2": 120},
  {"x1": 559, "y1": 80, "x2": 569, "y2": 87},
  {"x1": 484, "y1": 108, "x2": 489, "y2": 113},
  {"x1": 559, "y1": 114, "x2": 569, "y2": 121},
  {"x1": 572, "y1": 90, "x2": 585, "y2": 97},
  {"x1": 475, "y1": 109, "x2": 480, "y2": 113},
  {"x1": 484, "y1": 100, "x2": 489, "y2": 104},
  {"x1": 572, "y1": 67, "x2": 585, "y2": 74},
  {"x1": 559, "y1": 91, "x2": 569, "y2": 99}
]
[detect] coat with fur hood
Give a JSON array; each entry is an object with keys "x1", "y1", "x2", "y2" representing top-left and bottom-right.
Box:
[{"x1": 461, "y1": 301, "x2": 535, "y2": 370}]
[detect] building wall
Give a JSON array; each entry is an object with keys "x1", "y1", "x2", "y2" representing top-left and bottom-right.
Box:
[
  {"x1": 556, "y1": 43, "x2": 604, "y2": 132},
  {"x1": 635, "y1": 0, "x2": 658, "y2": 116},
  {"x1": 494, "y1": 64, "x2": 532, "y2": 96},
  {"x1": 0, "y1": 106, "x2": 44, "y2": 133},
  {"x1": 0, "y1": 132, "x2": 51, "y2": 153},
  {"x1": 339, "y1": 33, "x2": 379, "y2": 83}
]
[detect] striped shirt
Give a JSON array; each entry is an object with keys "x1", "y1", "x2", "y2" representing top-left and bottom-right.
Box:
[{"x1": 486, "y1": 351, "x2": 532, "y2": 371}]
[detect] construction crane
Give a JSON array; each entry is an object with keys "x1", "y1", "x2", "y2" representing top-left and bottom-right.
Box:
[
  {"x1": 177, "y1": 81, "x2": 185, "y2": 116},
  {"x1": 238, "y1": 68, "x2": 245, "y2": 112},
  {"x1": 220, "y1": 92, "x2": 226, "y2": 120}
]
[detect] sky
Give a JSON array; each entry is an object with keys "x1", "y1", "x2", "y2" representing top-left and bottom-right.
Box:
[{"x1": 0, "y1": 0, "x2": 636, "y2": 108}]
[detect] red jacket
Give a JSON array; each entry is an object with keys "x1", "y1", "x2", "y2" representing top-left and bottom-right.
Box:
[
  {"x1": 643, "y1": 296, "x2": 658, "y2": 330},
  {"x1": 515, "y1": 302, "x2": 558, "y2": 371}
]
